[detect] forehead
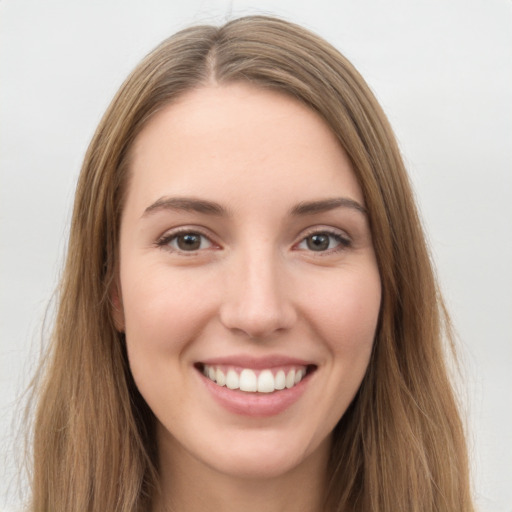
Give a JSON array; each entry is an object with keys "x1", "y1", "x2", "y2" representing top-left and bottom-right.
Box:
[{"x1": 127, "y1": 83, "x2": 363, "y2": 212}]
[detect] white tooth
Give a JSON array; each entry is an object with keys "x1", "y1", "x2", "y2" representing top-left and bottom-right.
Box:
[
  {"x1": 285, "y1": 369, "x2": 296, "y2": 389},
  {"x1": 226, "y1": 369, "x2": 239, "y2": 390},
  {"x1": 294, "y1": 368, "x2": 304, "y2": 384},
  {"x1": 203, "y1": 365, "x2": 208, "y2": 377},
  {"x1": 239, "y1": 369, "x2": 257, "y2": 392},
  {"x1": 275, "y1": 370, "x2": 286, "y2": 390},
  {"x1": 208, "y1": 366, "x2": 216, "y2": 381},
  {"x1": 257, "y1": 370, "x2": 275, "y2": 393},
  {"x1": 216, "y1": 368, "x2": 226, "y2": 386}
]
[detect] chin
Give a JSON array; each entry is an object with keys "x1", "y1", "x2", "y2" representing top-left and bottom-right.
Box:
[
  {"x1": 198, "y1": 430, "x2": 331, "y2": 481},
  {"x1": 215, "y1": 452, "x2": 302, "y2": 480}
]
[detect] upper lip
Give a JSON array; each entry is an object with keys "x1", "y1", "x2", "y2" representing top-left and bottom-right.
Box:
[{"x1": 197, "y1": 354, "x2": 315, "y2": 370}]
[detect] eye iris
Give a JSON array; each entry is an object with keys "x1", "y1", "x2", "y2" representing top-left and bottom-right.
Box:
[
  {"x1": 177, "y1": 233, "x2": 201, "y2": 251},
  {"x1": 307, "y1": 233, "x2": 330, "y2": 251}
]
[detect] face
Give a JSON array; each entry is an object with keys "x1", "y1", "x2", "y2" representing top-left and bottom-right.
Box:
[{"x1": 114, "y1": 83, "x2": 381, "y2": 480}]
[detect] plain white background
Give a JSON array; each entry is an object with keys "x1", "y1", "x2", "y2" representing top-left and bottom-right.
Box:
[{"x1": 0, "y1": 1, "x2": 511, "y2": 510}]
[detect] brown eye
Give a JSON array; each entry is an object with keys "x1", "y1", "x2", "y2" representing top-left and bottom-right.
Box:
[
  {"x1": 163, "y1": 232, "x2": 213, "y2": 252},
  {"x1": 297, "y1": 231, "x2": 350, "y2": 252},
  {"x1": 177, "y1": 233, "x2": 201, "y2": 250},
  {"x1": 307, "y1": 234, "x2": 330, "y2": 251}
]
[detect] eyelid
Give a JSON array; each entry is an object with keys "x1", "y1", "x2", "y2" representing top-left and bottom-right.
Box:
[
  {"x1": 293, "y1": 226, "x2": 352, "y2": 252},
  {"x1": 153, "y1": 225, "x2": 352, "y2": 254},
  {"x1": 155, "y1": 226, "x2": 221, "y2": 253}
]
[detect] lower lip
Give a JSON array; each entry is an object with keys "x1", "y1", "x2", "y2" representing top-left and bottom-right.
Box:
[{"x1": 199, "y1": 371, "x2": 311, "y2": 417}]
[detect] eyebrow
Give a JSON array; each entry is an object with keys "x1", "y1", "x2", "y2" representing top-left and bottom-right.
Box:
[
  {"x1": 142, "y1": 195, "x2": 367, "y2": 219},
  {"x1": 290, "y1": 197, "x2": 367, "y2": 216},
  {"x1": 142, "y1": 196, "x2": 227, "y2": 217}
]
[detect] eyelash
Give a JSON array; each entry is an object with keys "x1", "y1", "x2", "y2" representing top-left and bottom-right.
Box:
[
  {"x1": 295, "y1": 229, "x2": 352, "y2": 254},
  {"x1": 155, "y1": 228, "x2": 352, "y2": 254},
  {"x1": 155, "y1": 228, "x2": 216, "y2": 254}
]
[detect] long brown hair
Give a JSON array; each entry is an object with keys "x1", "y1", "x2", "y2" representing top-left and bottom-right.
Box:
[{"x1": 29, "y1": 15, "x2": 474, "y2": 511}]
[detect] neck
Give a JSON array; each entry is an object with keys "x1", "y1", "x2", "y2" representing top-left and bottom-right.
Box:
[{"x1": 153, "y1": 432, "x2": 329, "y2": 512}]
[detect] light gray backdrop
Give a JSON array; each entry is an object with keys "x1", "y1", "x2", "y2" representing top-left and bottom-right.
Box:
[{"x1": 1, "y1": 1, "x2": 511, "y2": 510}]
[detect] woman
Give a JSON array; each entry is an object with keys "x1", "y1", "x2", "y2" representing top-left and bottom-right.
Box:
[{"x1": 29, "y1": 15, "x2": 474, "y2": 512}]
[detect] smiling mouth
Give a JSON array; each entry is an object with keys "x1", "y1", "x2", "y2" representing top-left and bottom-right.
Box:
[{"x1": 195, "y1": 364, "x2": 316, "y2": 393}]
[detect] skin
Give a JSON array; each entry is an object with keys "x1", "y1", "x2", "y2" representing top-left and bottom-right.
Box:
[{"x1": 113, "y1": 83, "x2": 381, "y2": 512}]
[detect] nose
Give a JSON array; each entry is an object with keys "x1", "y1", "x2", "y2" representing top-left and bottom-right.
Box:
[{"x1": 219, "y1": 247, "x2": 297, "y2": 339}]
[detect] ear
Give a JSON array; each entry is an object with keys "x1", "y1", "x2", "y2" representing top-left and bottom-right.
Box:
[{"x1": 110, "y1": 279, "x2": 125, "y2": 333}]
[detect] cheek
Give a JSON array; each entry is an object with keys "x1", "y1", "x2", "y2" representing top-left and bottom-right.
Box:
[
  {"x1": 119, "y1": 267, "x2": 215, "y2": 411},
  {"x1": 121, "y1": 264, "x2": 216, "y2": 349},
  {"x1": 302, "y1": 267, "x2": 381, "y2": 356}
]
